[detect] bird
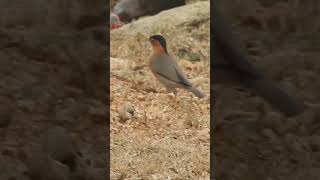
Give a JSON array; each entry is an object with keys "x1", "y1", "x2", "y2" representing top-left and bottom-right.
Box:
[
  {"x1": 110, "y1": 13, "x2": 124, "y2": 30},
  {"x1": 212, "y1": 7, "x2": 304, "y2": 117},
  {"x1": 148, "y1": 35, "x2": 205, "y2": 99},
  {"x1": 110, "y1": 0, "x2": 185, "y2": 30}
]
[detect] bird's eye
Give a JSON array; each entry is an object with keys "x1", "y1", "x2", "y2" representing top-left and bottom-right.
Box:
[{"x1": 149, "y1": 39, "x2": 156, "y2": 43}]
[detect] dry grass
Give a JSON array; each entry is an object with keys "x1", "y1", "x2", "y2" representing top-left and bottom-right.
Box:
[{"x1": 110, "y1": 1, "x2": 210, "y2": 179}]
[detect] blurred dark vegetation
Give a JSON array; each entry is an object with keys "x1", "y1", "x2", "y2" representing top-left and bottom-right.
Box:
[
  {"x1": 215, "y1": 0, "x2": 320, "y2": 180},
  {"x1": 0, "y1": 0, "x2": 108, "y2": 179}
]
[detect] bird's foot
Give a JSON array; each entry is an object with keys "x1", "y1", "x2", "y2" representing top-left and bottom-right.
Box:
[
  {"x1": 166, "y1": 92, "x2": 176, "y2": 98},
  {"x1": 165, "y1": 93, "x2": 179, "y2": 108}
]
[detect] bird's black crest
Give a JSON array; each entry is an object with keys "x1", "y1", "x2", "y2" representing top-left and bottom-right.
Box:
[{"x1": 149, "y1": 35, "x2": 168, "y2": 54}]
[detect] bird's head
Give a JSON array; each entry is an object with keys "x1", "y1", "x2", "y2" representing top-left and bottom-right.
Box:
[
  {"x1": 149, "y1": 35, "x2": 168, "y2": 54},
  {"x1": 110, "y1": 13, "x2": 124, "y2": 30}
]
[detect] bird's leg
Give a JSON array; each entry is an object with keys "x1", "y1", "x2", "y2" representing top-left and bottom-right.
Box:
[
  {"x1": 165, "y1": 88, "x2": 179, "y2": 106},
  {"x1": 172, "y1": 89, "x2": 179, "y2": 105},
  {"x1": 165, "y1": 88, "x2": 174, "y2": 97}
]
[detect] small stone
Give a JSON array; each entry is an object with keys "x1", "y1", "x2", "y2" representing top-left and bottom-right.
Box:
[
  {"x1": 124, "y1": 103, "x2": 135, "y2": 115},
  {"x1": 118, "y1": 110, "x2": 132, "y2": 122},
  {"x1": 118, "y1": 103, "x2": 135, "y2": 122}
]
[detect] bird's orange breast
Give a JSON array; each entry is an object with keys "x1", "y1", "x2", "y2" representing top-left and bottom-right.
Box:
[{"x1": 151, "y1": 41, "x2": 166, "y2": 54}]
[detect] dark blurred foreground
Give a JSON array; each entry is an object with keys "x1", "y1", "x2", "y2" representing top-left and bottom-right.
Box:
[
  {"x1": 214, "y1": 0, "x2": 320, "y2": 179},
  {"x1": 0, "y1": 1, "x2": 108, "y2": 179}
]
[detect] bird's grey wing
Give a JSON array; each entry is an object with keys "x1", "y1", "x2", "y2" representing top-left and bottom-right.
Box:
[
  {"x1": 213, "y1": 9, "x2": 263, "y2": 77},
  {"x1": 152, "y1": 55, "x2": 192, "y2": 87}
]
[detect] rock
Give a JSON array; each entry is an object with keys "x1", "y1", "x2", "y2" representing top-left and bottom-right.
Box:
[
  {"x1": 118, "y1": 103, "x2": 135, "y2": 122},
  {"x1": 118, "y1": 110, "x2": 132, "y2": 122},
  {"x1": 26, "y1": 144, "x2": 71, "y2": 180},
  {"x1": 124, "y1": 103, "x2": 135, "y2": 116},
  {"x1": 111, "y1": 1, "x2": 210, "y2": 36},
  {"x1": 42, "y1": 127, "x2": 77, "y2": 167}
]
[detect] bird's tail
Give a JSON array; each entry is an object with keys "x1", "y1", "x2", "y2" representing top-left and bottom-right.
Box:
[
  {"x1": 245, "y1": 77, "x2": 303, "y2": 117},
  {"x1": 188, "y1": 86, "x2": 205, "y2": 99}
]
